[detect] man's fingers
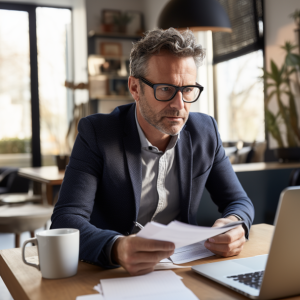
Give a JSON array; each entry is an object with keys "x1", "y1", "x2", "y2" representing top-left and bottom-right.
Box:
[
  {"x1": 126, "y1": 263, "x2": 155, "y2": 276},
  {"x1": 205, "y1": 235, "x2": 245, "y2": 253},
  {"x1": 130, "y1": 250, "x2": 174, "y2": 264},
  {"x1": 131, "y1": 236, "x2": 175, "y2": 252},
  {"x1": 205, "y1": 245, "x2": 244, "y2": 258},
  {"x1": 132, "y1": 266, "x2": 155, "y2": 276},
  {"x1": 209, "y1": 226, "x2": 244, "y2": 244}
]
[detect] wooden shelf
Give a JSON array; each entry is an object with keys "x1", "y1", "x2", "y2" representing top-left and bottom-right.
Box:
[
  {"x1": 88, "y1": 31, "x2": 142, "y2": 56},
  {"x1": 88, "y1": 30, "x2": 142, "y2": 40}
]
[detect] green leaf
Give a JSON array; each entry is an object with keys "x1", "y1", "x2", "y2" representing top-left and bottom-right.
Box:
[
  {"x1": 270, "y1": 60, "x2": 279, "y2": 80},
  {"x1": 265, "y1": 109, "x2": 284, "y2": 147},
  {"x1": 265, "y1": 90, "x2": 276, "y2": 105},
  {"x1": 285, "y1": 53, "x2": 300, "y2": 66}
]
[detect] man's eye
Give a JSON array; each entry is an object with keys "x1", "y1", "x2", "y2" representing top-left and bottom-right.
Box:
[
  {"x1": 161, "y1": 87, "x2": 171, "y2": 92},
  {"x1": 184, "y1": 87, "x2": 193, "y2": 93}
]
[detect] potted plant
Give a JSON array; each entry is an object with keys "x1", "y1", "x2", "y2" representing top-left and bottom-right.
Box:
[
  {"x1": 264, "y1": 10, "x2": 300, "y2": 161},
  {"x1": 113, "y1": 12, "x2": 133, "y2": 34}
]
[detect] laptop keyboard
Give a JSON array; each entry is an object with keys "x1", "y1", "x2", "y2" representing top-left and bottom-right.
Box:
[{"x1": 227, "y1": 271, "x2": 264, "y2": 290}]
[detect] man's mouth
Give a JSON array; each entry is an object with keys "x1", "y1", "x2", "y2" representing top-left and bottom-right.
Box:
[{"x1": 165, "y1": 117, "x2": 183, "y2": 121}]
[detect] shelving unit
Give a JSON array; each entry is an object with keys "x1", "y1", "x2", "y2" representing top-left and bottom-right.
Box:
[
  {"x1": 88, "y1": 31, "x2": 142, "y2": 114},
  {"x1": 88, "y1": 31, "x2": 142, "y2": 55}
]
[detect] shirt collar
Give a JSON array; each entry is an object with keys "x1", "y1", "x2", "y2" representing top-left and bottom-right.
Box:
[{"x1": 135, "y1": 108, "x2": 180, "y2": 153}]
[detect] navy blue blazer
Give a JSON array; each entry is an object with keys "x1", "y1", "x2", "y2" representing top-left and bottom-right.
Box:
[{"x1": 51, "y1": 103, "x2": 254, "y2": 268}]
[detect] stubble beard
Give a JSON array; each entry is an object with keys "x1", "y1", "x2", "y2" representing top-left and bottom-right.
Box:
[{"x1": 138, "y1": 93, "x2": 188, "y2": 136}]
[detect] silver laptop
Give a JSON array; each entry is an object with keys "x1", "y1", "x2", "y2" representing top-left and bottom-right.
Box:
[{"x1": 192, "y1": 186, "x2": 300, "y2": 299}]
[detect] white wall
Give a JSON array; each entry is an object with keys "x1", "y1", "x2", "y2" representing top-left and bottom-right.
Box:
[
  {"x1": 264, "y1": 0, "x2": 300, "y2": 148},
  {"x1": 142, "y1": 0, "x2": 169, "y2": 30}
]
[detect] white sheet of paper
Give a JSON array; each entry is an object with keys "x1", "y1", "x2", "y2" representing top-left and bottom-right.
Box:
[
  {"x1": 137, "y1": 220, "x2": 244, "y2": 249},
  {"x1": 170, "y1": 240, "x2": 215, "y2": 264},
  {"x1": 100, "y1": 270, "x2": 198, "y2": 300}
]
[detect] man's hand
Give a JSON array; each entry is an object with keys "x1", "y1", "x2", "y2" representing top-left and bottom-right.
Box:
[
  {"x1": 204, "y1": 216, "x2": 246, "y2": 257},
  {"x1": 112, "y1": 235, "x2": 175, "y2": 276}
]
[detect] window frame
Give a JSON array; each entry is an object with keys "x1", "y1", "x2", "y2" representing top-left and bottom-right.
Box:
[{"x1": 0, "y1": 2, "x2": 72, "y2": 167}]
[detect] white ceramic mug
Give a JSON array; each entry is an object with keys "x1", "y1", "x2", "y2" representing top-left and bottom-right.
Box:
[{"x1": 22, "y1": 228, "x2": 79, "y2": 279}]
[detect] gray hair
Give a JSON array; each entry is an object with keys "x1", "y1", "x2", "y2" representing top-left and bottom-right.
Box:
[{"x1": 130, "y1": 27, "x2": 205, "y2": 78}]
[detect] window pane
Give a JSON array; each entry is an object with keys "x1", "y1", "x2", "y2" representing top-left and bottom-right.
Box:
[
  {"x1": 216, "y1": 50, "x2": 265, "y2": 142},
  {"x1": 0, "y1": 9, "x2": 31, "y2": 167},
  {"x1": 36, "y1": 7, "x2": 72, "y2": 165}
]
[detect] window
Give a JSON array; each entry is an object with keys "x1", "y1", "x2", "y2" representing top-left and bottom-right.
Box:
[
  {"x1": 0, "y1": 3, "x2": 72, "y2": 167},
  {"x1": 213, "y1": 0, "x2": 264, "y2": 143},
  {"x1": 36, "y1": 7, "x2": 72, "y2": 164},
  {"x1": 215, "y1": 50, "x2": 264, "y2": 142},
  {"x1": 0, "y1": 9, "x2": 32, "y2": 167}
]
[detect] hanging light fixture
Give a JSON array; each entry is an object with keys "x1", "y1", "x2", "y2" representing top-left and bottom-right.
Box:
[{"x1": 158, "y1": 0, "x2": 232, "y2": 33}]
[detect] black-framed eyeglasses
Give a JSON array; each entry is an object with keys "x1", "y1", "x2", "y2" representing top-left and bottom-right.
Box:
[{"x1": 139, "y1": 76, "x2": 204, "y2": 103}]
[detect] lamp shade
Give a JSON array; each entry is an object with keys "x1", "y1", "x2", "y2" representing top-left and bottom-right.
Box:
[{"x1": 158, "y1": 0, "x2": 232, "y2": 32}]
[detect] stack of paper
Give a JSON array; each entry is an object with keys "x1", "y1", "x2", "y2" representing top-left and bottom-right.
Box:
[
  {"x1": 137, "y1": 220, "x2": 244, "y2": 265},
  {"x1": 170, "y1": 240, "x2": 214, "y2": 264},
  {"x1": 99, "y1": 270, "x2": 198, "y2": 300},
  {"x1": 76, "y1": 272, "x2": 197, "y2": 300},
  {"x1": 137, "y1": 220, "x2": 244, "y2": 249}
]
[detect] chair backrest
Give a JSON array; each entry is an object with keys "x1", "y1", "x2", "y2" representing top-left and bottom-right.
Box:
[
  {"x1": 0, "y1": 167, "x2": 29, "y2": 194},
  {"x1": 289, "y1": 168, "x2": 300, "y2": 186}
]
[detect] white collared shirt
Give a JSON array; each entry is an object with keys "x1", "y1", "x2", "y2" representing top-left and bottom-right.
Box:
[{"x1": 133, "y1": 110, "x2": 180, "y2": 232}]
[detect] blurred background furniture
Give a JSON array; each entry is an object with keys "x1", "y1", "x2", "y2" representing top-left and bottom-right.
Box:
[
  {"x1": 0, "y1": 203, "x2": 53, "y2": 247},
  {"x1": 18, "y1": 166, "x2": 65, "y2": 205},
  {"x1": 289, "y1": 168, "x2": 300, "y2": 186},
  {"x1": 198, "y1": 162, "x2": 300, "y2": 227},
  {"x1": 0, "y1": 167, "x2": 42, "y2": 205},
  {"x1": 223, "y1": 141, "x2": 267, "y2": 164}
]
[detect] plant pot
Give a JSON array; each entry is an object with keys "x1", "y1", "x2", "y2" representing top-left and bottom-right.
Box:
[
  {"x1": 274, "y1": 147, "x2": 300, "y2": 162},
  {"x1": 55, "y1": 155, "x2": 70, "y2": 171}
]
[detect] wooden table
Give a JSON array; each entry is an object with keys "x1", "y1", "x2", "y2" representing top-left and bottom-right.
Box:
[
  {"x1": 17, "y1": 162, "x2": 300, "y2": 207},
  {"x1": 18, "y1": 167, "x2": 65, "y2": 205},
  {"x1": 232, "y1": 162, "x2": 300, "y2": 172},
  {"x1": 0, "y1": 224, "x2": 299, "y2": 300}
]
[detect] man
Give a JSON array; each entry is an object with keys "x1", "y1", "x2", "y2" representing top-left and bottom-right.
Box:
[{"x1": 51, "y1": 28, "x2": 254, "y2": 276}]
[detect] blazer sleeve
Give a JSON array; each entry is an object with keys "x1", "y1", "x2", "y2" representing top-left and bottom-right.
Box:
[
  {"x1": 205, "y1": 117, "x2": 255, "y2": 237},
  {"x1": 51, "y1": 117, "x2": 121, "y2": 269}
]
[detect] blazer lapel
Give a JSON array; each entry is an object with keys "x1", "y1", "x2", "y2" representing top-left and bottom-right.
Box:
[
  {"x1": 176, "y1": 129, "x2": 193, "y2": 223},
  {"x1": 123, "y1": 105, "x2": 142, "y2": 221}
]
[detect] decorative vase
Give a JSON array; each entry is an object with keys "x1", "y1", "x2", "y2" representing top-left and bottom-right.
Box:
[
  {"x1": 274, "y1": 147, "x2": 300, "y2": 162},
  {"x1": 55, "y1": 155, "x2": 70, "y2": 171}
]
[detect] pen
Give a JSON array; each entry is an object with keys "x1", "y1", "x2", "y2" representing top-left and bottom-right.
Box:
[
  {"x1": 134, "y1": 221, "x2": 144, "y2": 230},
  {"x1": 133, "y1": 221, "x2": 173, "y2": 263}
]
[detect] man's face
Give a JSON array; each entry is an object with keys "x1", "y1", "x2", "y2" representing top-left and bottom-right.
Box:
[{"x1": 137, "y1": 51, "x2": 197, "y2": 136}]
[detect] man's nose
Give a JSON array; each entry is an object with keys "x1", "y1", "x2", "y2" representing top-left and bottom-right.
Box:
[{"x1": 169, "y1": 90, "x2": 184, "y2": 110}]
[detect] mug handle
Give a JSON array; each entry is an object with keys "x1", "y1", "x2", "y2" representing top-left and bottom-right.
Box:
[{"x1": 22, "y1": 238, "x2": 40, "y2": 271}]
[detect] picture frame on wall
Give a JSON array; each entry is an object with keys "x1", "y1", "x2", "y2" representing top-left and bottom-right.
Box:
[
  {"x1": 100, "y1": 42, "x2": 122, "y2": 57},
  {"x1": 102, "y1": 9, "x2": 121, "y2": 24},
  {"x1": 101, "y1": 9, "x2": 121, "y2": 33},
  {"x1": 126, "y1": 11, "x2": 144, "y2": 35}
]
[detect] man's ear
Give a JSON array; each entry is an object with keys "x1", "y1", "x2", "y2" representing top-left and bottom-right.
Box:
[{"x1": 128, "y1": 76, "x2": 140, "y2": 103}]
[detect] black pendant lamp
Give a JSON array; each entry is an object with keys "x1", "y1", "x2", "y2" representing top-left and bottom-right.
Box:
[{"x1": 158, "y1": 0, "x2": 232, "y2": 33}]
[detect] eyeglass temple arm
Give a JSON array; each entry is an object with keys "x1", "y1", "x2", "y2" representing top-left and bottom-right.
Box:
[{"x1": 139, "y1": 77, "x2": 154, "y2": 88}]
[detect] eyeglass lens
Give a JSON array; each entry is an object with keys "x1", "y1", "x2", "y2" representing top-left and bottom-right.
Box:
[{"x1": 155, "y1": 85, "x2": 201, "y2": 102}]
